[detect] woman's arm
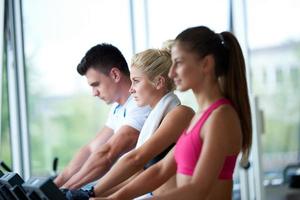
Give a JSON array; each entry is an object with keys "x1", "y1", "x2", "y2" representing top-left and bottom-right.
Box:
[
  {"x1": 109, "y1": 148, "x2": 177, "y2": 200},
  {"x1": 93, "y1": 106, "x2": 194, "y2": 196},
  {"x1": 147, "y1": 106, "x2": 242, "y2": 200},
  {"x1": 100, "y1": 170, "x2": 141, "y2": 197}
]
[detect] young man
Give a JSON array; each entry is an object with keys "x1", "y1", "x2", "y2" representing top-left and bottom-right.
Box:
[{"x1": 54, "y1": 43, "x2": 151, "y2": 190}]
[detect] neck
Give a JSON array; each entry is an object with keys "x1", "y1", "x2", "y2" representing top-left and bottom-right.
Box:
[
  {"x1": 149, "y1": 89, "x2": 170, "y2": 109},
  {"x1": 116, "y1": 77, "x2": 132, "y2": 105}
]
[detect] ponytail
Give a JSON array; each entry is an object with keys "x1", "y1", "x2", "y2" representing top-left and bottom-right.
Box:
[{"x1": 221, "y1": 32, "x2": 252, "y2": 166}]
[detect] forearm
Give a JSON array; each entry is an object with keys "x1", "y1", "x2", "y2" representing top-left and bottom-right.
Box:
[
  {"x1": 111, "y1": 165, "x2": 172, "y2": 200},
  {"x1": 150, "y1": 184, "x2": 205, "y2": 200},
  {"x1": 94, "y1": 152, "x2": 146, "y2": 195},
  {"x1": 100, "y1": 181, "x2": 127, "y2": 197},
  {"x1": 63, "y1": 148, "x2": 113, "y2": 189},
  {"x1": 100, "y1": 171, "x2": 140, "y2": 197},
  {"x1": 55, "y1": 146, "x2": 91, "y2": 187}
]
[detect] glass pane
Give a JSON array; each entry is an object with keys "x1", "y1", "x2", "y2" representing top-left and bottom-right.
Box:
[
  {"x1": 147, "y1": 0, "x2": 229, "y2": 110},
  {"x1": 22, "y1": 0, "x2": 133, "y2": 175},
  {"x1": 247, "y1": 0, "x2": 300, "y2": 198},
  {"x1": 0, "y1": 45, "x2": 12, "y2": 168},
  {"x1": 147, "y1": 0, "x2": 229, "y2": 48}
]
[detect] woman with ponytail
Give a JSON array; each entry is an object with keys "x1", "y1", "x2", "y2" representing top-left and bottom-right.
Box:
[{"x1": 92, "y1": 26, "x2": 251, "y2": 200}]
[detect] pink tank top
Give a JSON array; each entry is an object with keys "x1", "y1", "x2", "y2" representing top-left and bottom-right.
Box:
[{"x1": 174, "y1": 98, "x2": 237, "y2": 179}]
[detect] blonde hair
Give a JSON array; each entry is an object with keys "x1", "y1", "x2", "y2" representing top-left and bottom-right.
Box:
[
  {"x1": 131, "y1": 46, "x2": 175, "y2": 91},
  {"x1": 161, "y1": 39, "x2": 175, "y2": 52}
]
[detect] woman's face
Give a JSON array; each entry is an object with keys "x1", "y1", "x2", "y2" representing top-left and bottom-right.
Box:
[
  {"x1": 129, "y1": 67, "x2": 157, "y2": 107},
  {"x1": 169, "y1": 43, "x2": 204, "y2": 92}
]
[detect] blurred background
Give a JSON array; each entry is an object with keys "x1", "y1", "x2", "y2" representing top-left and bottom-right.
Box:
[{"x1": 1, "y1": 0, "x2": 300, "y2": 199}]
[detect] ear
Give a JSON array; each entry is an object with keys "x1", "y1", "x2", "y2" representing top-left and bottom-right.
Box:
[
  {"x1": 109, "y1": 67, "x2": 121, "y2": 82},
  {"x1": 153, "y1": 76, "x2": 166, "y2": 90},
  {"x1": 201, "y1": 54, "x2": 215, "y2": 73}
]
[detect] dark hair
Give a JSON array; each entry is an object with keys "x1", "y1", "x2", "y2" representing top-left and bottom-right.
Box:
[
  {"x1": 77, "y1": 43, "x2": 130, "y2": 76},
  {"x1": 175, "y1": 26, "x2": 252, "y2": 165}
]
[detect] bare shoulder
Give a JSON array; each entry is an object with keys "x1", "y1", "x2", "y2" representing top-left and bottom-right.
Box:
[
  {"x1": 168, "y1": 105, "x2": 195, "y2": 117},
  {"x1": 161, "y1": 105, "x2": 195, "y2": 127},
  {"x1": 204, "y1": 104, "x2": 242, "y2": 152},
  {"x1": 214, "y1": 104, "x2": 240, "y2": 127}
]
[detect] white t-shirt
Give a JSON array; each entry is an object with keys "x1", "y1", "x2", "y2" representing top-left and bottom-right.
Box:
[{"x1": 106, "y1": 95, "x2": 151, "y2": 133}]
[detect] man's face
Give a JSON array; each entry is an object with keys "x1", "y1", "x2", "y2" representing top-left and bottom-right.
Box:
[{"x1": 85, "y1": 68, "x2": 117, "y2": 104}]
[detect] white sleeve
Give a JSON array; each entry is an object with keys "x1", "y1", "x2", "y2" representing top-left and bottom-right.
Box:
[{"x1": 123, "y1": 104, "x2": 151, "y2": 132}]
